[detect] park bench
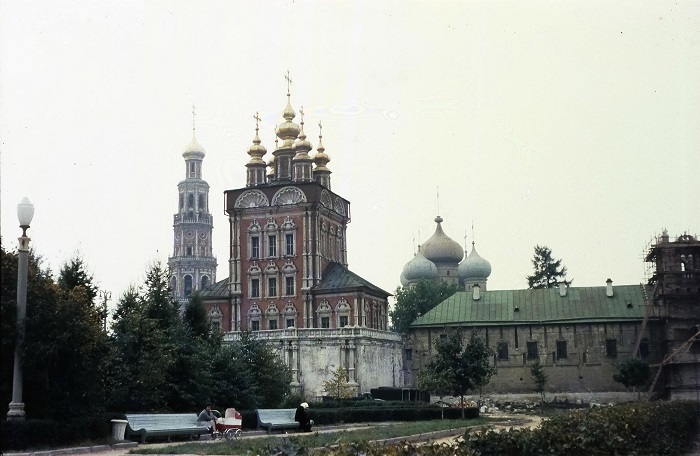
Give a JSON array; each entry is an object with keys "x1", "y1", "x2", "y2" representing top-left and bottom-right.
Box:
[
  {"x1": 256, "y1": 408, "x2": 314, "y2": 433},
  {"x1": 125, "y1": 413, "x2": 210, "y2": 443}
]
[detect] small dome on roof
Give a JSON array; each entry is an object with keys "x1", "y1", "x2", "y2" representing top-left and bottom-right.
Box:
[
  {"x1": 402, "y1": 247, "x2": 439, "y2": 283},
  {"x1": 183, "y1": 135, "x2": 206, "y2": 159},
  {"x1": 421, "y1": 216, "x2": 464, "y2": 264},
  {"x1": 459, "y1": 243, "x2": 492, "y2": 280}
]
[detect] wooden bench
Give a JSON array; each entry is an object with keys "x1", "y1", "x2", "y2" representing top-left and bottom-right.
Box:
[
  {"x1": 125, "y1": 413, "x2": 210, "y2": 443},
  {"x1": 256, "y1": 408, "x2": 314, "y2": 433}
]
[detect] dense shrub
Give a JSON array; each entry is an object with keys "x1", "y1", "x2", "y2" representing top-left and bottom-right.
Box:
[
  {"x1": 308, "y1": 406, "x2": 478, "y2": 426},
  {"x1": 462, "y1": 400, "x2": 698, "y2": 456},
  {"x1": 1, "y1": 414, "x2": 117, "y2": 451}
]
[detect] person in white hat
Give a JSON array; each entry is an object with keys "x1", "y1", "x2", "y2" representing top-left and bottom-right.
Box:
[{"x1": 294, "y1": 402, "x2": 312, "y2": 432}]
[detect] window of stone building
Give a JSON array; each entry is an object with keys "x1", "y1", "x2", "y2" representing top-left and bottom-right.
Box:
[
  {"x1": 527, "y1": 341, "x2": 538, "y2": 359},
  {"x1": 269, "y1": 319, "x2": 278, "y2": 330},
  {"x1": 184, "y1": 275, "x2": 193, "y2": 297},
  {"x1": 286, "y1": 318, "x2": 295, "y2": 328},
  {"x1": 321, "y1": 316, "x2": 330, "y2": 328},
  {"x1": 268, "y1": 235, "x2": 277, "y2": 257},
  {"x1": 251, "y1": 236, "x2": 260, "y2": 258},
  {"x1": 440, "y1": 334, "x2": 448, "y2": 340},
  {"x1": 286, "y1": 233, "x2": 294, "y2": 256},
  {"x1": 497, "y1": 342, "x2": 509, "y2": 360},
  {"x1": 556, "y1": 340, "x2": 567, "y2": 360},
  {"x1": 251, "y1": 320, "x2": 260, "y2": 331},
  {"x1": 639, "y1": 340, "x2": 649, "y2": 359},
  {"x1": 285, "y1": 276, "x2": 294, "y2": 296},
  {"x1": 606, "y1": 339, "x2": 617, "y2": 357},
  {"x1": 251, "y1": 279, "x2": 260, "y2": 298},
  {"x1": 405, "y1": 349, "x2": 413, "y2": 360},
  {"x1": 186, "y1": 246, "x2": 193, "y2": 256},
  {"x1": 339, "y1": 315, "x2": 349, "y2": 327},
  {"x1": 268, "y1": 277, "x2": 277, "y2": 296},
  {"x1": 201, "y1": 275, "x2": 209, "y2": 289},
  {"x1": 211, "y1": 320, "x2": 220, "y2": 330}
]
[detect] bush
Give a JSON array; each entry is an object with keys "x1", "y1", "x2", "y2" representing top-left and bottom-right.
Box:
[
  {"x1": 1, "y1": 414, "x2": 117, "y2": 451},
  {"x1": 461, "y1": 400, "x2": 698, "y2": 456}
]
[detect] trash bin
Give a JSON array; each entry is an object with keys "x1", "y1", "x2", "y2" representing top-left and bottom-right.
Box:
[{"x1": 111, "y1": 419, "x2": 128, "y2": 441}]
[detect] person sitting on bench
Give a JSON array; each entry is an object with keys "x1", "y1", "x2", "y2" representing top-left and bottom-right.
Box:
[
  {"x1": 294, "y1": 402, "x2": 312, "y2": 432},
  {"x1": 197, "y1": 404, "x2": 218, "y2": 436}
]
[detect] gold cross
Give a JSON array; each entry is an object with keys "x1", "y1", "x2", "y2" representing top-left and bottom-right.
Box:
[
  {"x1": 253, "y1": 111, "x2": 261, "y2": 129},
  {"x1": 285, "y1": 70, "x2": 292, "y2": 94},
  {"x1": 192, "y1": 104, "x2": 196, "y2": 133}
]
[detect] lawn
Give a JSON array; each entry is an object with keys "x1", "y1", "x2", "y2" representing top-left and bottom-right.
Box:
[{"x1": 131, "y1": 418, "x2": 489, "y2": 455}]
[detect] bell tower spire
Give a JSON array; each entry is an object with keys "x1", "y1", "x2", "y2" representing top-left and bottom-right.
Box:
[{"x1": 168, "y1": 109, "x2": 217, "y2": 309}]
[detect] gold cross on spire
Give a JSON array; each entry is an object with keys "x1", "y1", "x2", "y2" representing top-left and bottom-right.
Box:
[
  {"x1": 285, "y1": 70, "x2": 292, "y2": 95},
  {"x1": 253, "y1": 111, "x2": 261, "y2": 130},
  {"x1": 299, "y1": 106, "x2": 304, "y2": 123},
  {"x1": 192, "y1": 104, "x2": 196, "y2": 134},
  {"x1": 318, "y1": 120, "x2": 323, "y2": 137}
]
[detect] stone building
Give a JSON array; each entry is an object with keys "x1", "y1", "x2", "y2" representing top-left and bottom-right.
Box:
[
  {"x1": 168, "y1": 129, "x2": 217, "y2": 309},
  {"x1": 198, "y1": 84, "x2": 402, "y2": 399},
  {"x1": 402, "y1": 225, "x2": 700, "y2": 399}
]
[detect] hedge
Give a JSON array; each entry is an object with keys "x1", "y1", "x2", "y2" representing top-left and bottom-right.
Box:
[
  {"x1": 462, "y1": 400, "x2": 698, "y2": 456},
  {"x1": 1, "y1": 414, "x2": 119, "y2": 451}
]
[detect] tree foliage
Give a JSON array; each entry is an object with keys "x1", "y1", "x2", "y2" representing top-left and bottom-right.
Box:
[
  {"x1": 1, "y1": 245, "x2": 110, "y2": 419},
  {"x1": 322, "y1": 367, "x2": 354, "y2": 399},
  {"x1": 390, "y1": 280, "x2": 458, "y2": 333},
  {"x1": 530, "y1": 360, "x2": 548, "y2": 412},
  {"x1": 423, "y1": 331, "x2": 495, "y2": 417},
  {"x1": 526, "y1": 245, "x2": 570, "y2": 289},
  {"x1": 613, "y1": 358, "x2": 652, "y2": 399}
]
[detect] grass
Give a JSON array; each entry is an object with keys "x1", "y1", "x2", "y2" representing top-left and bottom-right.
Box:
[{"x1": 131, "y1": 418, "x2": 489, "y2": 455}]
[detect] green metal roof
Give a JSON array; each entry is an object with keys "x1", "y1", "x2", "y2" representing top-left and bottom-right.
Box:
[
  {"x1": 410, "y1": 285, "x2": 648, "y2": 327},
  {"x1": 314, "y1": 262, "x2": 391, "y2": 298},
  {"x1": 199, "y1": 278, "x2": 230, "y2": 299}
]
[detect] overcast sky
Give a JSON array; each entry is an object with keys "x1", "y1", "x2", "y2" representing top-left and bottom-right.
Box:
[{"x1": 2, "y1": 1, "x2": 699, "y2": 315}]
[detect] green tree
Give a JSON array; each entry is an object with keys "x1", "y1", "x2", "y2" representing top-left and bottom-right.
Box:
[
  {"x1": 57, "y1": 255, "x2": 98, "y2": 303},
  {"x1": 418, "y1": 368, "x2": 453, "y2": 419},
  {"x1": 423, "y1": 331, "x2": 496, "y2": 418},
  {"x1": 184, "y1": 292, "x2": 210, "y2": 340},
  {"x1": 530, "y1": 360, "x2": 548, "y2": 413},
  {"x1": 526, "y1": 245, "x2": 571, "y2": 289},
  {"x1": 390, "y1": 280, "x2": 457, "y2": 333},
  {"x1": 1, "y1": 244, "x2": 109, "y2": 419},
  {"x1": 229, "y1": 332, "x2": 291, "y2": 408},
  {"x1": 322, "y1": 367, "x2": 354, "y2": 399},
  {"x1": 108, "y1": 263, "x2": 185, "y2": 412},
  {"x1": 613, "y1": 358, "x2": 652, "y2": 400}
]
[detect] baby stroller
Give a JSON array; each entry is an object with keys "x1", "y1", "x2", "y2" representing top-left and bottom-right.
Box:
[{"x1": 215, "y1": 408, "x2": 243, "y2": 440}]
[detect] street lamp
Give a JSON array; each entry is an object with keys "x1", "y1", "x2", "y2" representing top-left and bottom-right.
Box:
[{"x1": 7, "y1": 197, "x2": 34, "y2": 421}]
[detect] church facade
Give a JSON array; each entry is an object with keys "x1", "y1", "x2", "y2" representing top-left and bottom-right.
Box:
[{"x1": 197, "y1": 85, "x2": 402, "y2": 399}]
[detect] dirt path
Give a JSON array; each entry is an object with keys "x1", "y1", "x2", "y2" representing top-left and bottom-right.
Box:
[{"x1": 429, "y1": 413, "x2": 543, "y2": 445}]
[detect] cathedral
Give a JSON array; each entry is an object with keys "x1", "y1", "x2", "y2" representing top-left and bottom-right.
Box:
[{"x1": 171, "y1": 82, "x2": 403, "y2": 399}]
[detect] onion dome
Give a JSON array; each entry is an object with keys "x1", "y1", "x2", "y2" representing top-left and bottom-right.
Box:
[
  {"x1": 276, "y1": 93, "x2": 300, "y2": 149},
  {"x1": 400, "y1": 271, "x2": 409, "y2": 287},
  {"x1": 402, "y1": 247, "x2": 439, "y2": 283},
  {"x1": 458, "y1": 242, "x2": 492, "y2": 280},
  {"x1": 313, "y1": 122, "x2": 330, "y2": 171},
  {"x1": 183, "y1": 134, "x2": 205, "y2": 160},
  {"x1": 293, "y1": 110, "x2": 313, "y2": 159},
  {"x1": 247, "y1": 120, "x2": 267, "y2": 165},
  {"x1": 421, "y1": 216, "x2": 464, "y2": 264}
]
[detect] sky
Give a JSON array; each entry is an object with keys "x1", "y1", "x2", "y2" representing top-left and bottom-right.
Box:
[{"x1": 1, "y1": 0, "x2": 699, "y2": 316}]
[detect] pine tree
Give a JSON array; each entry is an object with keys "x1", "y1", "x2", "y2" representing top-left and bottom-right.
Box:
[
  {"x1": 526, "y1": 245, "x2": 570, "y2": 289},
  {"x1": 530, "y1": 360, "x2": 548, "y2": 413}
]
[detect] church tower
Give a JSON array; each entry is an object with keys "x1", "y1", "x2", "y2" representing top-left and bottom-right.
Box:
[
  {"x1": 223, "y1": 74, "x2": 391, "y2": 334},
  {"x1": 169, "y1": 116, "x2": 217, "y2": 308}
]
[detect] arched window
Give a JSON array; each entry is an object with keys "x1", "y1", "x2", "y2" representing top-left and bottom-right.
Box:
[
  {"x1": 198, "y1": 194, "x2": 205, "y2": 211},
  {"x1": 201, "y1": 275, "x2": 209, "y2": 289},
  {"x1": 170, "y1": 276, "x2": 177, "y2": 295},
  {"x1": 188, "y1": 193, "x2": 194, "y2": 208},
  {"x1": 184, "y1": 275, "x2": 193, "y2": 298}
]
